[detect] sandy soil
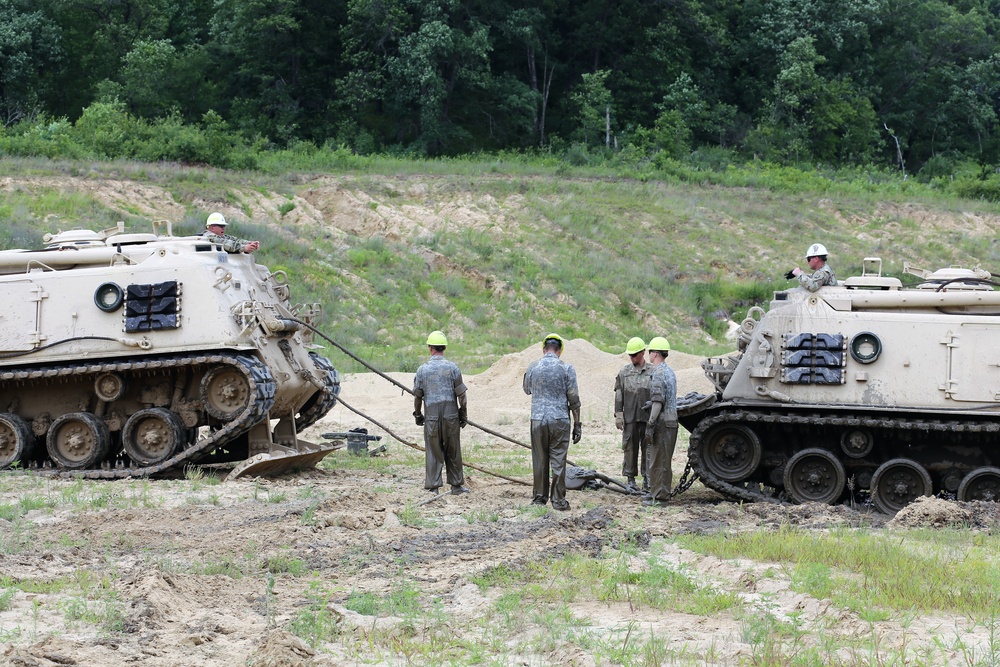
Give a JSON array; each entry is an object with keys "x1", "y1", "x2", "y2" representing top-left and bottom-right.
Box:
[{"x1": 2, "y1": 340, "x2": 1000, "y2": 667}]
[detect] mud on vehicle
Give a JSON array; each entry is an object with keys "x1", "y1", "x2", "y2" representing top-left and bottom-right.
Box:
[
  {"x1": 0, "y1": 220, "x2": 339, "y2": 479},
  {"x1": 680, "y1": 258, "x2": 1000, "y2": 514}
]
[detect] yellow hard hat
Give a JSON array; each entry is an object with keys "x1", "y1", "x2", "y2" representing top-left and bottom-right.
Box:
[
  {"x1": 206, "y1": 212, "x2": 227, "y2": 228},
  {"x1": 543, "y1": 333, "x2": 564, "y2": 347},
  {"x1": 625, "y1": 337, "x2": 646, "y2": 355},
  {"x1": 426, "y1": 330, "x2": 448, "y2": 346},
  {"x1": 648, "y1": 336, "x2": 671, "y2": 353}
]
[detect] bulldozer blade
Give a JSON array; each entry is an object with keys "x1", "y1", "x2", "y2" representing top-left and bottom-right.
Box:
[{"x1": 226, "y1": 439, "x2": 344, "y2": 479}]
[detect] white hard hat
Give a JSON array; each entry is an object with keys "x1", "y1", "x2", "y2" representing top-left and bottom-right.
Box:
[
  {"x1": 805, "y1": 243, "x2": 828, "y2": 259},
  {"x1": 206, "y1": 212, "x2": 227, "y2": 228}
]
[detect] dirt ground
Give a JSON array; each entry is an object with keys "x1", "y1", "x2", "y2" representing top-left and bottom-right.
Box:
[{"x1": 3, "y1": 340, "x2": 1000, "y2": 666}]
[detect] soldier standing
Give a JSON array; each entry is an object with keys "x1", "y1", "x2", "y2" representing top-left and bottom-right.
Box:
[
  {"x1": 413, "y1": 331, "x2": 470, "y2": 495},
  {"x1": 202, "y1": 212, "x2": 260, "y2": 254},
  {"x1": 642, "y1": 336, "x2": 678, "y2": 508},
  {"x1": 522, "y1": 333, "x2": 581, "y2": 511},
  {"x1": 614, "y1": 337, "x2": 653, "y2": 494}
]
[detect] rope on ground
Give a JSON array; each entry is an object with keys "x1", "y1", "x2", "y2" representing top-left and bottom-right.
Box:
[
  {"x1": 468, "y1": 419, "x2": 528, "y2": 450},
  {"x1": 335, "y1": 395, "x2": 531, "y2": 487},
  {"x1": 293, "y1": 318, "x2": 539, "y2": 451}
]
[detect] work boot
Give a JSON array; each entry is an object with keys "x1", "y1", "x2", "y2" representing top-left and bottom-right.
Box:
[
  {"x1": 451, "y1": 485, "x2": 470, "y2": 495},
  {"x1": 427, "y1": 488, "x2": 439, "y2": 495},
  {"x1": 625, "y1": 477, "x2": 639, "y2": 494},
  {"x1": 642, "y1": 498, "x2": 668, "y2": 508},
  {"x1": 552, "y1": 500, "x2": 571, "y2": 511},
  {"x1": 641, "y1": 477, "x2": 650, "y2": 494}
]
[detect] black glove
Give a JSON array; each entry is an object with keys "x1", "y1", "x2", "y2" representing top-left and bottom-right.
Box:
[
  {"x1": 572, "y1": 422, "x2": 582, "y2": 444},
  {"x1": 413, "y1": 411, "x2": 425, "y2": 426},
  {"x1": 784, "y1": 269, "x2": 796, "y2": 280},
  {"x1": 459, "y1": 406, "x2": 468, "y2": 428},
  {"x1": 640, "y1": 400, "x2": 652, "y2": 412}
]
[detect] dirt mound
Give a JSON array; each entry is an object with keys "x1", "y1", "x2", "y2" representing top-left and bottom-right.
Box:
[
  {"x1": 468, "y1": 337, "x2": 712, "y2": 421},
  {"x1": 743, "y1": 501, "x2": 889, "y2": 530},
  {"x1": 318, "y1": 338, "x2": 715, "y2": 438},
  {"x1": 888, "y1": 496, "x2": 1000, "y2": 529},
  {"x1": 247, "y1": 631, "x2": 319, "y2": 667}
]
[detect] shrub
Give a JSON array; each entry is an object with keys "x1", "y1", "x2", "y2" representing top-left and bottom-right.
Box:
[
  {"x1": 72, "y1": 101, "x2": 137, "y2": 159},
  {"x1": 951, "y1": 175, "x2": 1000, "y2": 202}
]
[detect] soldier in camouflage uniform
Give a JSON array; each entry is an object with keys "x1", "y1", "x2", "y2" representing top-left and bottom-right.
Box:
[
  {"x1": 642, "y1": 336, "x2": 678, "y2": 508},
  {"x1": 201, "y1": 212, "x2": 260, "y2": 254},
  {"x1": 787, "y1": 242, "x2": 836, "y2": 292},
  {"x1": 413, "y1": 331, "x2": 469, "y2": 495},
  {"x1": 522, "y1": 333, "x2": 581, "y2": 511},
  {"x1": 614, "y1": 337, "x2": 653, "y2": 494}
]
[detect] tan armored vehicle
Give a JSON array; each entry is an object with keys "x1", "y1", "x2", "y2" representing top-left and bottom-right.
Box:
[
  {"x1": 0, "y1": 220, "x2": 340, "y2": 479},
  {"x1": 681, "y1": 258, "x2": 1000, "y2": 513}
]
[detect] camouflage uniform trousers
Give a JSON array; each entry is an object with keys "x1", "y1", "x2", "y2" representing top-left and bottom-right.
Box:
[
  {"x1": 622, "y1": 420, "x2": 649, "y2": 482},
  {"x1": 647, "y1": 421, "x2": 678, "y2": 502},
  {"x1": 529, "y1": 418, "x2": 571, "y2": 509},
  {"x1": 423, "y1": 416, "x2": 464, "y2": 490}
]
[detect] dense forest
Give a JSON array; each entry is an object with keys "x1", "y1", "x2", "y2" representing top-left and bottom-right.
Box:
[{"x1": 2, "y1": 0, "x2": 1000, "y2": 175}]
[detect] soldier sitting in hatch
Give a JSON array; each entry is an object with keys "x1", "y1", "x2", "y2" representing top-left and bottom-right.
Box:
[
  {"x1": 786, "y1": 242, "x2": 836, "y2": 292},
  {"x1": 202, "y1": 212, "x2": 260, "y2": 254}
]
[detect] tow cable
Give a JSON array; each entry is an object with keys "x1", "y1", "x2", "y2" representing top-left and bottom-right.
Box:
[{"x1": 291, "y1": 317, "x2": 695, "y2": 499}]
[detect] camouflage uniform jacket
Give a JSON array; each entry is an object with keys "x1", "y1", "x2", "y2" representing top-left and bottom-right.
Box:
[
  {"x1": 523, "y1": 352, "x2": 581, "y2": 422},
  {"x1": 649, "y1": 363, "x2": 678, "y2": 426},
  {"x1": 798, "y1": 264, "x2": 837, "y2": 292},
  {"x1": 413, "y1": 355, "x2": 467, "y2": 420},
  {"x1": 201, "y1": 230, "x2": 254, "y2": 253},
  {"x1": 614, "y1": 362, "x2": 652, "y2": 423}
]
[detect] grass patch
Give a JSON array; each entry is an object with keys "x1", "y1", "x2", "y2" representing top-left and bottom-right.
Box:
[
  {"x1": 463, "y1": 508, "x2": 499, "y2": 524},
  {"x1": 194, "y1": 553, "x2": 252, "y2": 579},
  {"x1": 678, "y1": 526, "x2": 1000, "y2": 618},
  {"x1": 0, "y1": 587, "x2": 15, "y2": 612},
  {"x1": 263, "y1": 550, "x2": 310, "y2": 576},
  {"x1": 288, "y1": 581, "x2": 341, "y2": 648},
  {"x1": 473, "y1": 549, "x2": 740, "y2": 615},
  {"x1": 398, "y1": 501, "x2": 435, "y2": 528},
  {"x1": 344, "y1": 581, "x2": 423, "y2": 617},
  {"x1": 0, "y1": 571, "x2": 124, "y2": 635}
]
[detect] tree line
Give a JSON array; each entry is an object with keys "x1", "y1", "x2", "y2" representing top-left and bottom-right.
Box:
[{"x1": 2, "y1": 0, "x2": 1000, "y2": 175}]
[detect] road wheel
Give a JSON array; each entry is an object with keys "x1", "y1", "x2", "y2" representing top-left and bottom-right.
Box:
[
  {"x1": 0, "y1": 414, "x2": 33, "y2": 469},
  {"x1": 201, "y1": 366, "x2": 251, "y2": 420},
  {"x1": 700, "y1": 423, "x2": 762, "y2": 482},
  {"x1": 957, "y1": 467, "x2": 1000, "y2": 502},
  {"x1": 870, "y1": 458, "x2": 932, "y2": 515},
  {"x1": 783, "y1": 448, "x2": 846, "y2": 505},
  {"x1": 46, "y1": 412, "x2": 111, "y2": 470},
  {"x1": 123, "y1": 408, "x2": 184, "y2": 466}
]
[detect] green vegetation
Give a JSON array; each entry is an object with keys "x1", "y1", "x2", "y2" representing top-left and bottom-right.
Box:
[
  {"x1": 0, "y1": 571, "x2": 124, "y2": 636},
  {"x1": 678, "y1": 527, "x2": 1000, "y2": 617},
  {"x1": 473, "y1": 549, "x2": 741, "y2": 615},
  {"x1": 4, "y1": 155, "x2": 1000, "y2": 371},
  {"x1": 289, "y1": 582, "x2": 341, "y2": 649},
  {"x1": 4, "y1": 0, "x2": 1000, "y2": 179}
]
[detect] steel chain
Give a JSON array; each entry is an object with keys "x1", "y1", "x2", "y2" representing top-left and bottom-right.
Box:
[{"x1": 665, "y1": 460, "x2": 697, "y2": 500}]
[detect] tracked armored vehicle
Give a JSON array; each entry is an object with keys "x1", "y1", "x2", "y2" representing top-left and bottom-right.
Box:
[
  {"x1": 0, "y1": 220, "x2": 340, "y2": 479},
  {"x1": 680, "y1": 258, "x2": 1000, "y2": 513}
]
